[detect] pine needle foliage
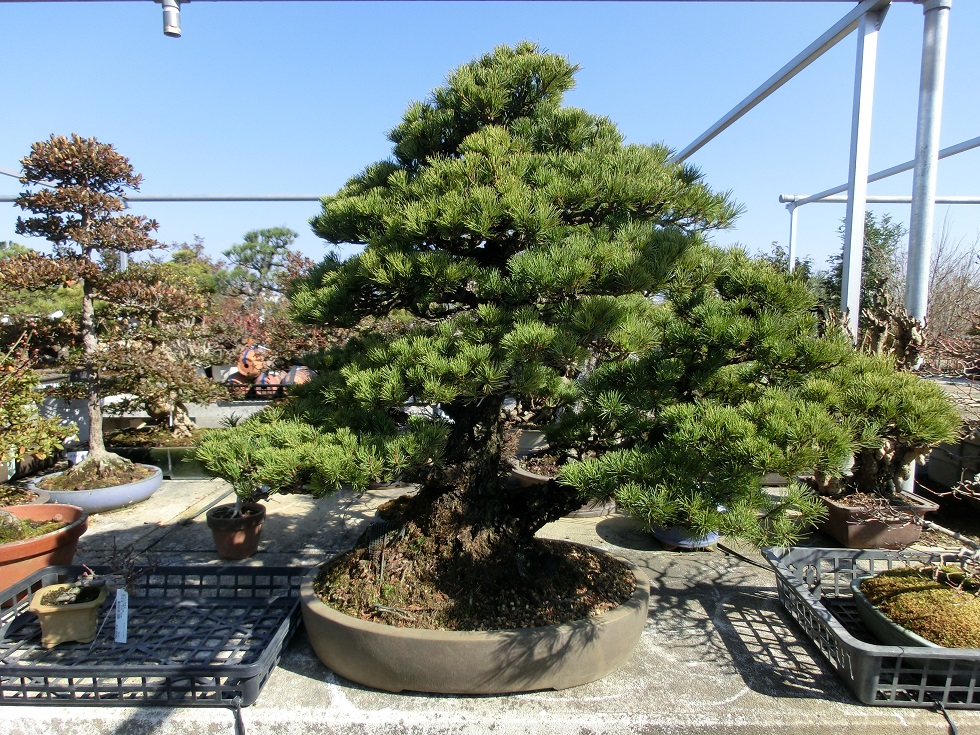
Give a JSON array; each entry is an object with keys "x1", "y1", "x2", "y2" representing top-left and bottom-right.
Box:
[
  {"x1": 207, "y1": 43, "x2": 738, "y2": 545},
  {"x1": 557, "y1": 245, "x2": 961, "y2": 547}
]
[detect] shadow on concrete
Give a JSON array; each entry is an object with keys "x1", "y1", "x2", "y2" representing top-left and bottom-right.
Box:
[
  {"x1": 636, "y1": 552, "x2": 854, "y2": 704},
  {"x1": 593, "y1": 515, "x2": 660, "y2": 551}
]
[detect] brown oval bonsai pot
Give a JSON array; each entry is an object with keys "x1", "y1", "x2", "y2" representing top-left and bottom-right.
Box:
[
  {"x1": 206, "y1": 501, "x2": 266, "y2": 560},
  {"x1": 0, "y1": 504, "x2": 88, "y2": 593},
  {"x1": 300, "y1": 543, "x2": 650, "y2": 694}
]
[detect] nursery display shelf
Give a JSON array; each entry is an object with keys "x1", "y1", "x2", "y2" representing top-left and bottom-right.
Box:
[
  {"x1": 763, "y1": 547, "x2": 980, "y2": 709},
  {"x1": 0, "y1": 565, "x2": 306, "y2": 708}
]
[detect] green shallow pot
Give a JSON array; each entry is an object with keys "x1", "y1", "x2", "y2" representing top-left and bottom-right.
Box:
[{"x1": 301, "y1": 542, "x2": 650, "y2": 694}]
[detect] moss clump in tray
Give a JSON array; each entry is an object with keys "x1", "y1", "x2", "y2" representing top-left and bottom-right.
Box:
[{"x1": 861, "y1": 566, "x2": 980, "y2": 648}]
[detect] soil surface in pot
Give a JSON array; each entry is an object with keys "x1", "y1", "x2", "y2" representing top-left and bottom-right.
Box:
[
  {"x1": 860, "y1": 566, "x2": 980, "y2": 648},
  {"x1": 36, "y1": 460, "x2": 156, "y2": 492},
  {"x1": 39, "y1": 585, "x2": 103, "y2": 606},
  {"x1": 502, "y1": 426, "x2": 561, "y2": 476},
  {"x1": 316, "y1": 530, "x2": 634, "y2": 632},
  {"x1": 0, "y1": 486, "x2": 45, "y2": 506},
  {"x1": 0, "y1": 517, "x2": 67, "y2": 544},
  {"x1": 208, "y1": 504, "x2": 264, "y2": 521},
  {"x1": 916, "y1": 481, "x2": 980, "y2": 547}
]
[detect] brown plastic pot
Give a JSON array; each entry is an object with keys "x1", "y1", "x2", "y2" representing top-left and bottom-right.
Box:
[
  {"x1": 206, "y1": 502, "x2": 266, "y2": 560},
  {"x1": 0, "y1": 504, "x2": 88, "y2": 594},
  {"x1": 819, "y1": 492, "x2": 939, "y2": 549}
]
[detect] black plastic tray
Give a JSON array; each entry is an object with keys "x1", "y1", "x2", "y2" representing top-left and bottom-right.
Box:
[
  {"x1": 0, "y1": 565, "x2": 306, "y2": 707},
  {"x1": 763, "y1": 547, "x2": 980, "y2": 709}
]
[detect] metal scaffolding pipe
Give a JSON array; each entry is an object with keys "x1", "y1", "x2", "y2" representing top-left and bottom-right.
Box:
[
  {"x1": 780, "y1": 135, "x2": 980, "y2": 207},
  {"x1": 782, "y1": 194, "x2": 979, "y2": 204},
  {"x1": 840, "y1": 6, "x2": 885, "y2": 338},
  {"x1": 906, "y1": 0, "x2": 952, "y2": 323},
  {"x1": 672, "y1": 0, "x2": 894, "y2": 164},
  {"x1": 786, "y1": 202, "x2": 799, "y2": 273}
]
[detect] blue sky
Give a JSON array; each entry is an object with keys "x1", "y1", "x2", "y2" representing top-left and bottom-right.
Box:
[{"x1": 1, "y1": 1, "x2": 978, "y2": 271}]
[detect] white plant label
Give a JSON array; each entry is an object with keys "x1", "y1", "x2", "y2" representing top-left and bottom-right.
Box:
[{"x1": 115, "y1": 589, "x2": 129, "y2": 643}]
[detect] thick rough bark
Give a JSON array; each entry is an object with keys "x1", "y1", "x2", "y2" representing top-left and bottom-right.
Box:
[
  {"x1": 145, "y1": 398, "x2": 196, "y2": 439},
  {"x1": 403, "y1": 395, "x2": 582, "y2": 577}
]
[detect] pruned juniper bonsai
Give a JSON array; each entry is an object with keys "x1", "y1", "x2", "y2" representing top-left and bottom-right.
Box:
[{"x1": 196, "y1": 43, "x2": 738, "y2": 628}]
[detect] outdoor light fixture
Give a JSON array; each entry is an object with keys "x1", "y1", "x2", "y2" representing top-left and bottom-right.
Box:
[{"x1": 160, "y1": 0, "x2": 181, "y2": 38}]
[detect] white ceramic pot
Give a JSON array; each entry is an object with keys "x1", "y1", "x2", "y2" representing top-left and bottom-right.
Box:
[{"x1": 32, "y1": 465, "x2": 163, "y2": 514}]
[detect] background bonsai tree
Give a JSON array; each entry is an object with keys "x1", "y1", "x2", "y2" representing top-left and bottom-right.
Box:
[
  {"x1": 197, "y1": 43, "x2": 738, "y2": 627},
  {"x1": 91, "y1": 258, "x2": 229, "y2": 440},
  {"x1": 0, "y1": 333, "x2": 75, "y2": 475},
  {"x1": 558, "y1": 245, "x2": 960, "y2": 545},
  {"x1": 0, "y1": 134, "x2": 177, "y2": 483}
]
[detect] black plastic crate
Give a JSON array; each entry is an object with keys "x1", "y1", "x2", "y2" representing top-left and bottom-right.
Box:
[
  {"x1": 0, "y1": 565, "x2": 306, "y2": 707},
  {"x1": 763, "y1": 547, "x2": 980, "y2": 709}
]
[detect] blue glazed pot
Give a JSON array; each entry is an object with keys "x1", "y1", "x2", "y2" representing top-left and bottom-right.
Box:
[{"x1": 650, "y1": 525, "x2": 720, "y2": 550}]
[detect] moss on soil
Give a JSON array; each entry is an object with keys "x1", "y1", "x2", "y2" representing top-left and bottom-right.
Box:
[
  {"x1": 36, "y1": 456, "x2": 156, "y2": 492},
  {"x1": 861, "y1": 566, "x2": 980, "y2": 648},
  {"x1": 0, "y1": 519, "x2": 66, "y2": 544},
  {"x1": 39, "y1": 585, "x2": 103, "y2": 606},
  {"x1": 0, "y1": 486, "x2": 43, "y2": 506}
]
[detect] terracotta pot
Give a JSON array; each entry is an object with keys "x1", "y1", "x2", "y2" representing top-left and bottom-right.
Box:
[
  {"x1": 300, "y1": 543, "x2": 650, "y2": 694},
  {"x1": 29, "y1": 582, "x2": 108, "y2": 648},
  {"x1": 0, "y1": 504, "x2": 88, "y2": 593},
  {"x1": 34, "y1": 465, "x2": 163, "y2": 514},
  {"x1": 206, "y1": 502, "x2": 266, "y2": 560},
  {"x1": 818, "y1": 492, "x2": 939, "y2": 549}
]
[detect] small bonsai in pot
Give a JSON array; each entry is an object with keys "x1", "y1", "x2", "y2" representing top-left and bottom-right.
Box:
[
  {"x1": 803, "y1": 353, "x2": 962, "y2": 548},
  {"x1": 29, "y1": 568, "x2": 109, "y2": 649},
  {"x1": 195, "y1": 426, "x2": 276, "y2": 560}
]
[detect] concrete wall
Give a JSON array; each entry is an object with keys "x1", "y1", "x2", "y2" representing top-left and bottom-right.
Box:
[{"x1": 41, "y1": 397, "x2": 269, "y2": 442}]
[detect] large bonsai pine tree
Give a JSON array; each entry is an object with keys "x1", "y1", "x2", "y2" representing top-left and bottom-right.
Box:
[
  {"x1": 305, "y1": 42, "x2": 734, "y2": 521},
  {"x1": 199, "y1": 44, "x2": 737, "y2": 625}
]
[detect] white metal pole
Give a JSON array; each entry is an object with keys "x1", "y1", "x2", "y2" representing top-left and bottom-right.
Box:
[
  {"x1": 840, "y1": 7, "x2": 886, "y2": 339},
  {"x1": 905, "y1": 0, "x2": 952, "y2": 323},
  {"x1": 787, "y1": 203, "x2": 798, "y2": 273},
  {"x1": 671, "y1": 0, "x2": 894, "y2": 164}
]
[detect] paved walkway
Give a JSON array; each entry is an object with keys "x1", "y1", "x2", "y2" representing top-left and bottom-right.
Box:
[{"x1": 2, "y1": 479, "x2": 978, "y2": 734}]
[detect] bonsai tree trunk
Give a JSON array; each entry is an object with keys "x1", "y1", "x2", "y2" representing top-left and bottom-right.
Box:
[
  {"x1": 405, "y1": 395, "x2": 581, "y2": 584},
  {"x1": 80, "y1": 272, "x2": 109, "y2": 462},
  {"x1": 145, "y1": 396, "x2": 195, "y2": 440}
]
